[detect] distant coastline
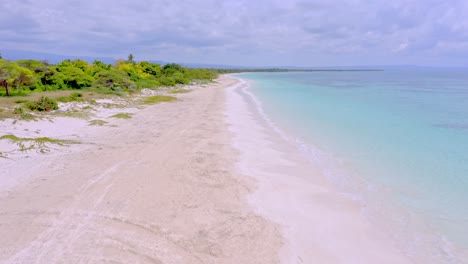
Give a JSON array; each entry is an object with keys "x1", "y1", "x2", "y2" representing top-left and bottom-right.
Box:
[{"x1": 217, "y1": 68, "x2": 384, "y2": 73}]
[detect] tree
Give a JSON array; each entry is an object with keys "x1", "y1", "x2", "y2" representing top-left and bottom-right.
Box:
[
  {"x1": 57, "y1": 59, "x2": 90, "y2": 72},
  {"x1": 138, "y1": 61, "x2": 161, "y2": 77},
  {"x1": 162, "y1": 63, "x2": 184, "y2": 76},
  {"x1": 0, "y1": 60, "x2": 35, "y2": 96},
  {"x1": 58, "y1": 66, "x2": 93, "y2": 89},
  {"x1": 93, "y1": 68, "x2": 135, "y2": 91},
  {"x1": 127, "y1": 53, "x2": 135, "y2": 64},
  {"x1": 16, "y1": 59, "x2": 45, "y2": 71}
]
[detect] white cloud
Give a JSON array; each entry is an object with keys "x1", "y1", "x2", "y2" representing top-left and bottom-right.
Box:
[{"x1": 1, "y1": 0, "x2": 468, "y2": 66}]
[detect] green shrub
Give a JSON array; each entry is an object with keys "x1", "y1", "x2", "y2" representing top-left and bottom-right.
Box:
[
  {"x1": 158, "y1": 77, "x2": 176, "y2": 86},
  {"x1": 93, "y1": 69, "x2": 135, "y2": 91},
  {"x1": 135, "y1": 78, "x2": 160, "y2": 88},
  {"x1": 26, "y1": 96, "x2": 58, "y2": 112}
]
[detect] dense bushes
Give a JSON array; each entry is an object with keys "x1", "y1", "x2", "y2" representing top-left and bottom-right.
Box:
[
  {"x1": 93, "y1": 69, "x2": 135, "y2": 91},
  {"x1": 0, "y1": 55, "x2": 218, "y2": 96}
]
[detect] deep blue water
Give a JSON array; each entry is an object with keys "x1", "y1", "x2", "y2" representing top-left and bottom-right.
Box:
[{"x1": 235, "y1": 71, "x2": 468, "y2": 262}]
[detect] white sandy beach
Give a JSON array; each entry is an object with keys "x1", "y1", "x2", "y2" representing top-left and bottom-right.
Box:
[{"x1": 0, "y1": 76, "x2": 412, "y2": 263}]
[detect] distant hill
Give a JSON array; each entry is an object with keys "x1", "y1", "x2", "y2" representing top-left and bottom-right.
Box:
[
  {"x1": 2, "y1": 50, "x2": 466, "y2": 70},
  {"x1": 1, "y1": 50, "x2": 115, "y2": 64}
]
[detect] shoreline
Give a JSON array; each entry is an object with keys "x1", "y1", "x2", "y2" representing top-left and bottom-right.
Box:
[
  {"x1": 227, "y1": 76, "x2": 413, "y2": 263},
  {"x1": 0, "y1": 74, "x2": 447, "y2": 263},
  {"x1": 230, "y1": 74, "x2": 468, "y2": 264}
]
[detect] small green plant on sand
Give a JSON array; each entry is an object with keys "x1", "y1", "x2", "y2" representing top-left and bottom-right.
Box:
[
  {"x1": 14, "y1": 99, "x2": 29, "y2": 104},
  {"x1": 143, "y1": 95, "x2": 176, "y2": 104},
  {"x1": 88, "y1": 119, "x2": 108, "y2": 126},
  {"x1": 169, "y1": 89, "x2": 190, "y2": 94},
  {"x1": 111, "y1": 113, "x2": 132, "y2": 119},
  {"x1": 25, "y1": 96, "x2": 58, "y2": 112},
  {"x1": 0, "y1": 134, "x2": 79, "y2": 153}
]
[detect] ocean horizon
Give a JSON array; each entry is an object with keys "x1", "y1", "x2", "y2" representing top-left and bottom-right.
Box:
[{"x1": 234, "y1": 70, "x2": 468, "y2": 263}]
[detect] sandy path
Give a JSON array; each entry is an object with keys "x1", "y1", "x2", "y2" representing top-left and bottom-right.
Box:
[{"x1": 0, "y1": 76, "x2": 282, "y2": 263}]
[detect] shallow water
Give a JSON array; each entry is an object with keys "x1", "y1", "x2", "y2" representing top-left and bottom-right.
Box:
[{"x1": 235, "y1": 71, "x2": 468, "y2": 263}]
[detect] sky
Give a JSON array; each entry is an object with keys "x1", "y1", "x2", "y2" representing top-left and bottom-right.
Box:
[{"x1": 1, "y1": 0, "x2": 468, "y2": 67}]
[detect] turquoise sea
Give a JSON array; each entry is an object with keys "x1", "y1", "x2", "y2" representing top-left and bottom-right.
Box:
[{"x1": 235, "y1": 71, "x2": 468, "y2": 263}]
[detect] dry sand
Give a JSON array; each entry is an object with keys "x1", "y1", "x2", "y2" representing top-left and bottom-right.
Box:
[{"x1": 0, "y1": 76, "x2": 282, "y2": 263}]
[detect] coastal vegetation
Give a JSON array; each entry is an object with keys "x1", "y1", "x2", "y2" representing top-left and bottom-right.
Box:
[
  {"x1": 88, "y1": 119, "x2": 108, "y2": 126},
  {"x1": 143, "y1": 95, "x2": 176, "y2": 104},
  {"x1": 12, "y1": 107, "x2": 35, "y2": 120},
  {"x1": 111, "y1": 113, "x2": 132, "y2": 119},
  {"x1": 0, "y1": 55, "x2": 218, "y2": 97},
  {"x1": 0, "y1": 134, "x2": 79, "y2": 153},
  {"x1": 25, "y1": 96, "x2": 58, "y2": 112},
  {"x1": 216, "y1": 68, "x2": 384, "y2": 73},
  {"x1": 169, "y1": 88, "x2": 191, "y2": 94}
]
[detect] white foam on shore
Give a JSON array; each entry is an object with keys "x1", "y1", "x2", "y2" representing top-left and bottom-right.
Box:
[{"x1": 225, "y1": 77, "x2": 413, "y2": 263}]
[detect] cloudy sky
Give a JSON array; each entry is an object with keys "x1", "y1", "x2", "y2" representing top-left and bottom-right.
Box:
[{"x1": 1, "y1": 0, "x2": 468, "y2": 66}]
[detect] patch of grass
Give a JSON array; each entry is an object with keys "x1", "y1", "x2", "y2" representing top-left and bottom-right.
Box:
[
  {"x1": 103, "y1": 103, "x2": 126, "y2": 109},
  {"x1": 82, "y1": 105, "x2": 95, "y2": 111},
  {"x1": 169, "y1": 89, "x2": 191, "y2": 94},
  {"x1": 143, "y1": 95, "x2": 177, "y2": 104},
  {"x1": 13, "y1": 107, "x2": 24, "y2": 114},
  {"x1": 111, "y1": 113, "x2": 132, "y2": 119},
  {"x1": 57, "y1": 92, "x2": 84, "y2": 103},
  {"x1": 0, "y1": 134, "x2": 79, "y2": 153},
  {"x1": 13, "y1": 107, "x2": 36, "y2": 121},
  {"x1": 58, "y1": 111, "x2": 89, "y2": 119},
  {"x1": 20, "y1": 112, "x2": 35, "y2": 120},
  {"x1": 88, "y1": 119, "x2": 108, "y2": 126},
  {"x1": 0, "y1": 90, "x2": 119, "y2": 115}
]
